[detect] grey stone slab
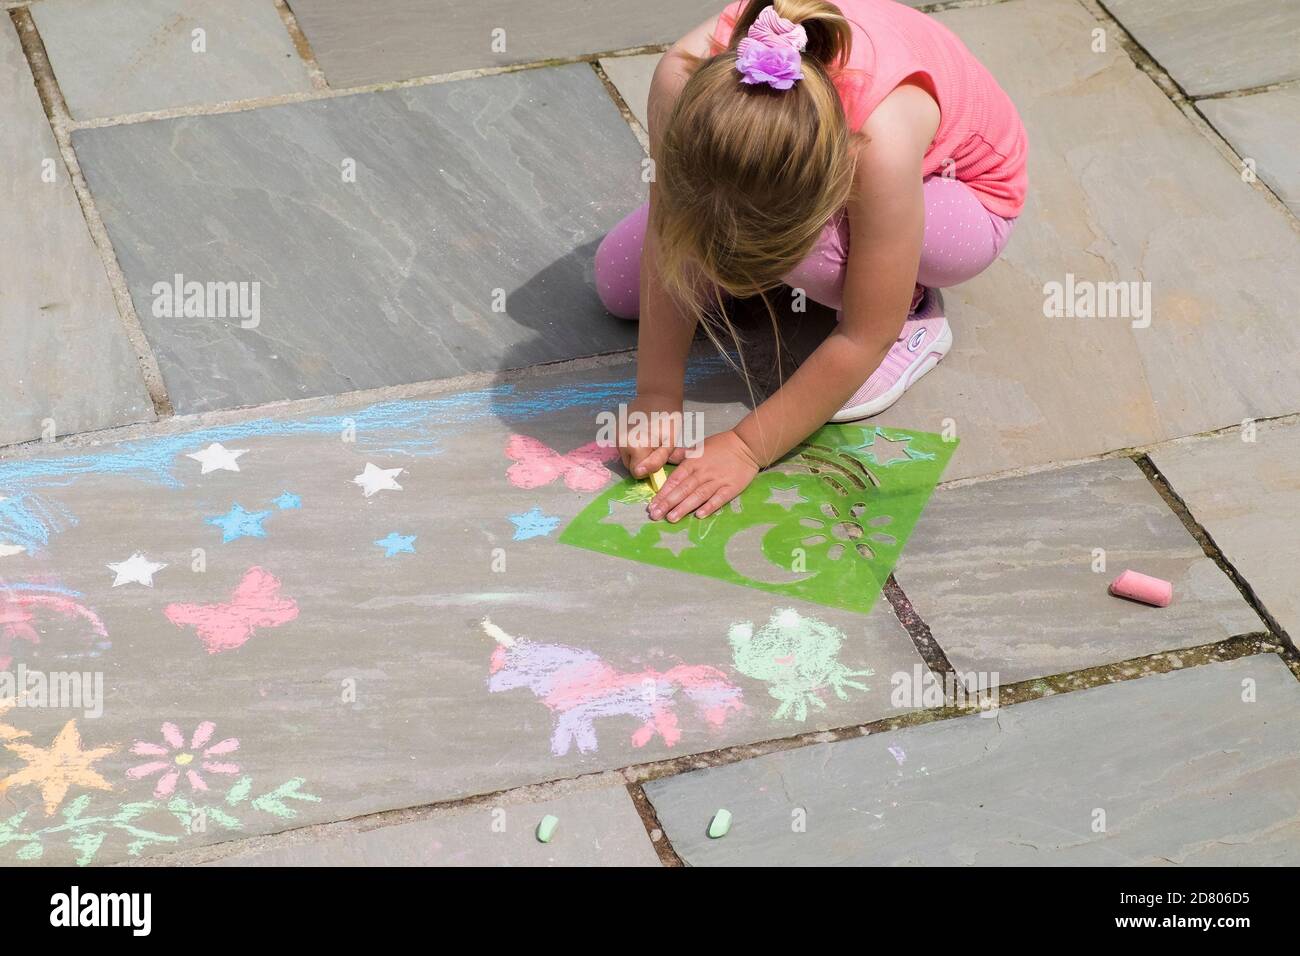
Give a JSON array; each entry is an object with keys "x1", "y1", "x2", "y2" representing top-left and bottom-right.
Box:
[
  {"x1": 894, "y1": 458, "x2": 1261, "y2": 686},
  {"x1": 870, "y1": 0, "x2": 1300, "y2": 481},
  {"x1": 599, "y1": 54, "x2": 661, "y2": 131},
  {"x1": 72, "y1": 65, "x2": 643, "y2": 415},
  {"x1": 646, "y1": 654, "x2": 1300, "y2": 865},
  {"x1": 31, "y1": 0, "x2": 314, "y2": 120},
  {"x1": 0, "y1": 21, "x2": 153, "y2": 449},
  {"x1": 1102, "y1": 0, "x2": 1300, "y2": 96},
  {"x1": 212, "y1": 784, "x2": 660, "y2": 866},
  {"x1": 0, "y1": 359, "x2": 922, "y2": 865},
  {"x1": 1199, "y1": 87, "x2": 1300, "y2": 216},
  {"x1": 1150, "y1": 420, "x2": 1300, "y2": 639},
  {"x1": 289, "y1": 0, "x2": 716, "y2": 87}
]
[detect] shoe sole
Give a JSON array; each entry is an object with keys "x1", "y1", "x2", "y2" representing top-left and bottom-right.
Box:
[{"x1": 830, "y1": 321, "x2": 953, "y2": 422}]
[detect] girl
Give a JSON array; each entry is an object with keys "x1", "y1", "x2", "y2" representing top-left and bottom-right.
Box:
[{"x1": 595, "y1": 0, "x2": 1027, "y2": 522}]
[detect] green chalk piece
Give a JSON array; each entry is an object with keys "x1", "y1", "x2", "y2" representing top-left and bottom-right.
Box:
[
  {"x1": 536, "y1": 814, "x2": 559, "y2": 843},
  {"x1": 708, "y1": 808, "x2": 732, "y2": 839}
]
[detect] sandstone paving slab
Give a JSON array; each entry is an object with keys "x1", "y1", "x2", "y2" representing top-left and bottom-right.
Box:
[
  {"x1": 0, "y1": 21, "x2": 154, "y2": 449},
  {"x1": 1199, "y1": 87, "x2": 1300, "y2": 217},
  {"x1": 1101, "y1": 0, "x2": 1300, "y2": 96},
  {"x1": 0, "y1": 359, "x2": 923, "y2": 865},
  {"x1": 211, "y1": 783, "x2": 659, "y2": 866},
  {"x1": 288, "y1": 0, "x2": 716, "y2": 87},
  {"x1": 71, "y1": 65, "x2": 643, "y2": 415},
  {"x1": 1150, "y1": 419, "x2": 1300, "y2": 639},
  {"x1": 599, "y1": 54, "x2": 661, "y2": 131},
  {"x1": 893, "y1": 458, "x2": 1262, "y2": 687},
  {"x1": 645, "y1": 654, "x2": 1300, "y2": 865},
  {"x1": 870, "y1": 0, "x2": 1300, "y2": 481},
  {"x1": 31, "y1": 0, "x2": 314, "y2": 120}
]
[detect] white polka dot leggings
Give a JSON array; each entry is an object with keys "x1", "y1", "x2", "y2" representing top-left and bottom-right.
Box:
[{"x1": 595, "y1": 174, "x2": 1017, "y2": 318}]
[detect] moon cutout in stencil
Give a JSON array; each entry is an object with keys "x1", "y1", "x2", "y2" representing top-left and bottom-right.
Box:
[{"x1": 723, "y1": 523, "x2": 813, "y2": 585}]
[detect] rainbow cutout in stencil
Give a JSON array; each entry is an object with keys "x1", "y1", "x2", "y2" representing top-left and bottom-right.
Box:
[{"x1": 560, "y1": 425, "x2": 956, "y2": 614}]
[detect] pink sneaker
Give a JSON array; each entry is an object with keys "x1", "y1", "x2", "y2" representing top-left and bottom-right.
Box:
[{"x1": 831, "y1": 288, "x2": 950, "y2": 422}]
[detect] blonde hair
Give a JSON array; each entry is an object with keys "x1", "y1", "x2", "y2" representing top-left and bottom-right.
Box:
[{"x1": 652, "y1": 0, "x2": 855, "y2": 384}]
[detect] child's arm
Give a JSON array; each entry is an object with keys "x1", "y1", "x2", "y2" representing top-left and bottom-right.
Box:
[{"x1": 649, "y1": 82, "x2": 940, "y2": 521}]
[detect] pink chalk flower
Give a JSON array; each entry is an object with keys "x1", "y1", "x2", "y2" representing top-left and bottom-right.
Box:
[{"x1": 127, "y1": 721, "x2": 240, "y2": 799}]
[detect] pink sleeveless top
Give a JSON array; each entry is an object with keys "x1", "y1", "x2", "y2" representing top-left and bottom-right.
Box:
[{"x1": 712, "y1": 0, "x2": 1028, "y2": 218}]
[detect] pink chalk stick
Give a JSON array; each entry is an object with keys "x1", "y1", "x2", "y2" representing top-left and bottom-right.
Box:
[{"x1": 1109, "y1": 569, "x2": 1173, "y2": 607}]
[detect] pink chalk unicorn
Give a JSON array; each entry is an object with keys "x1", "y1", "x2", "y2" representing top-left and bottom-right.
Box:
[{"x1": 482, "y1": 619, "x2": 743, "y2": 756}]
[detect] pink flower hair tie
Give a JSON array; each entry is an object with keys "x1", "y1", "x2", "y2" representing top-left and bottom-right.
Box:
[{"x1": 735, "y1": 5, "x2": 808, "y2": 90}]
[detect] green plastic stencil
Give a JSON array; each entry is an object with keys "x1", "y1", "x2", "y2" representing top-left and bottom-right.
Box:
[{"x1": 559, "y1": 425, "x2": 956, "y2": 614}]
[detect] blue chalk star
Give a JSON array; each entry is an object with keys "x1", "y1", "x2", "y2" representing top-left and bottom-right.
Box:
[
  {"x1": 206, "y1": 503, "x2": 271, "y2": 543},
  {"x1": 509, "y1": 506, "x2": 561, "y2": 541},
  {"x1": 375, "y1": 532, "x2": 417, "y2": 557},
  {"x1": 273, "y1": 491, "x2": 302, "y2": 510}
]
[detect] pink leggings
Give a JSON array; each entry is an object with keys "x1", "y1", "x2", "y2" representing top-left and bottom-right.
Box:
[{"x1": 595, "y1": 175, "x2": 1016, "y2": 318}]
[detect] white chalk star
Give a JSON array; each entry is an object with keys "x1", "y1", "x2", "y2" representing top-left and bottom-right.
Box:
[
  {"x1": 0, "y1": 543, "x2": 25, "y2": 558},
  {"x1": 107, "y1": 552, "x2": 168, "y2": 588},
  {"x1": 353, "y1": 463, "x2": 404, "y2": 497},
  {"x1": 186, "y1": 442, "x2": 248, "y2": 474}
]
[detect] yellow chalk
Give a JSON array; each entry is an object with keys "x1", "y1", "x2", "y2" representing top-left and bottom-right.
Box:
[{"x1": 647, "y1": 467, "x2": 668, "y2": 493}]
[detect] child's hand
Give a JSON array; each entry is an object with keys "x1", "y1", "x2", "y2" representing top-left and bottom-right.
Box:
[
  {"x1": 650, "y1": 430, "x2": 761, "y2": 522},
  {"x1": 620, "y1": 393, "x2": 687, "y2": 479}
]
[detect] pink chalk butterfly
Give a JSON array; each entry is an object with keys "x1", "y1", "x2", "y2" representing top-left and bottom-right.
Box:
[
  {"x1": 504, "y1": 435, "x2": 620, "y2": 493},
  {"x1": 164, "y1": 567, "x2": 298, "y2": 655}
]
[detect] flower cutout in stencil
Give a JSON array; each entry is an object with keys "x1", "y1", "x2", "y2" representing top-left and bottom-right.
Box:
[
  {"x1": 126, "y1": 721, "x2": 240, "y2": 798},
  {"x1": 798, "y1": 502, "x2": 897, "y2": 561}
]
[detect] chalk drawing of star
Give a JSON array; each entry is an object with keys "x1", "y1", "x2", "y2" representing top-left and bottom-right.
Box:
[
  {"x1": 509, "y1": 506, "x2": 561, "y2": 541},
  {"x1": 206, "y1": 503, "x2": 270, "y2": 543},
  {"x1": 186, "y1": 442, "x2": 248, "y2": 475},
  {"x1": 0, "y1": 720, "x2": 116, "y2": 815},
  {"x1": 600, "y1": 498, "x2": 653, "y2": 537},
  {"x1": 273, "y1": 491, "x2": 301, "y2": 510},
  {"x1": 375, "y1": 532, "x2": 416, "y2": 557},
  {"x1": 653, "y1": 527, "x2": 696, "y2": 557},
  {"x1": 0, "y1": 543, "x2": 24, "y2": 558},
  {"x1": 353, "y1": 463, "x2": 403, "y2": 497},
  {"x1": 766, "y1": 485, "x2": 808, "y2": 510},
  {"x1": 106, "y1": 552, "x2": 167, "y2": 587}
]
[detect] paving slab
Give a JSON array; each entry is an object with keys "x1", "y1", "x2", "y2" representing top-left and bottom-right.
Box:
[
  {"x1": 289, "y1": 0, "x2": 717, "y2": 87},
  {"x1": 71, "y1": 65, "x2": 643, "y2": 415},
  {"x1": 869, "y1": 0, "x2": 1300, "y2": 481},
  {"x1": 1101, "y1": 0, "x2": 1300, "y2": 96},
  {"x1": 1150, "y1": 419, "x2": 1300, "y2": 639},
  {"x1": 893, "y1": 458, "x2": 1262, "y2": 686},
  {"x1": 31, "y1": 0, "x2": 314, "y2": 120},
  {"x1": 599, "y1": 54, "x2": 661, "y2": 131},
  {"x1": 1199, "y1": 87, "x2": 1300, "y2": 217},
  {"x1": 0, "y1": 359, "x2": 924, "y2": 865},
  {"x1": 645, "y1": 654, "x2": 1300, "y2": 865},
  {"x1": 0, "y1": 21, "x2": 153, "y2": 450},
  {"x1": 212, "y1": 784, "x2": 659, "y2": 866}
]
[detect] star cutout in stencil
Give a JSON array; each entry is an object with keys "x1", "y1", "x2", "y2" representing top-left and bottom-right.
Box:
[
  {"x1": 0, "y1": 719, "x2": 116, "y2": 815},
  {"x1": 273, "y1": 491, "x2": 301, "y2": 510},
  {"x1": 206, "y1": 503, "x2": 270, "y2": 543},
  {"x1": 766, "y1": 485, "x2": 808, "y2": 511},
  {"x1": 107, "y1": 552, "x2": 167, "y2": 587},
  {"x1": 858, "y1": 429, "x2": 929, "y2": 466},
  {"x1": 599, "y1": 498, "x2": 654, "y2": 537},
  {"x1": 509, "y1": 506, "x2": 561, "y2": 541},
  {"x1": 374, "y1": 532, "x2": 416, "y2": 557},
  {"x1": 186, "y1": 442, "x2": 248, "y2": 474},
  {"x1": 653, "y1": 526, "x2": 696, "y2": 557},
  {"x1": 353, "y1": 463, "x2": 403, "y2": 498}
]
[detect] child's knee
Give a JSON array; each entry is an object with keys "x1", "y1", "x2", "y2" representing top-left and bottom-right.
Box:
[{"x1": 594, "y1": 205, "x2": 649, "y2": 319}]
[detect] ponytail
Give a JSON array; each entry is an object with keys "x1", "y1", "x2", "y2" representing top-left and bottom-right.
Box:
[{"x1": 728, "y1": 0, "x2": 852, "y2": 71}]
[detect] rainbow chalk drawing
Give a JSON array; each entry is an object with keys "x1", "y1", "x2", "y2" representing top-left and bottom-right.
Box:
[
  {"x1": 482, "y1": 619, "x2": 743, "y2": 756},
  {"x1": 164, "y1": 567, "x2": 298, "y2": 654},
  {"x1": 504, "y1": 435, "x2": 619, "y2": 492},
  {"x1": 126, "y1": 721, "x2": 241, "y2": 798},
  {"x1": 0, "y1": 583, "x2": 111, "y2": 669},
  {"x1": 561, "y1": 424, "x2": 957, "y2": 615},
  {"x1": 729, "y1": 609, "x2": 873, "y2": 722}
]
